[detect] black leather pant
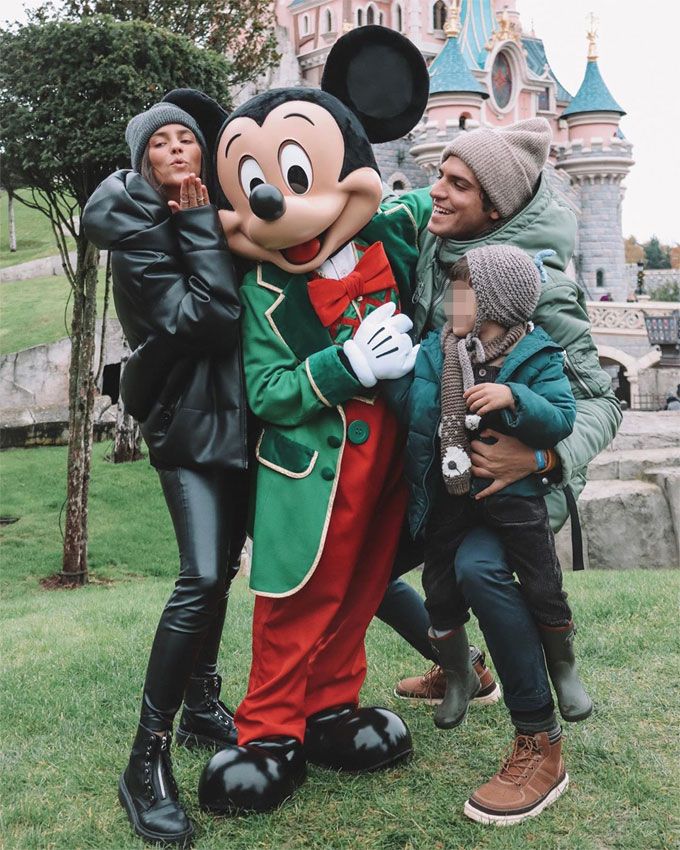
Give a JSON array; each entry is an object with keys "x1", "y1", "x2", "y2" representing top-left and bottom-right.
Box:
[{"x1": 140, "y1": 466, "x2": 247, "y2": 732}]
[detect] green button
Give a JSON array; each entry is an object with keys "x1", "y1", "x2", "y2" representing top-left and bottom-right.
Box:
[
  {"x1": 327, "y1": 435, "x2": 342, "y2": 448},
  {"x1": 347, "y1": 419, "x2": 370, "y2": 445},
  {"x1": 321, "y1": 467, "x2": 335, "y2": 481}
]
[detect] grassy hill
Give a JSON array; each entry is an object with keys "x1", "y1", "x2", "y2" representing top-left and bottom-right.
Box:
[
  {"x1": 1, "y1": 272, "x2": 113, "y2": 355},
  {"x1": 0, "y1": 190, "x2": 76, "y2": 269}
]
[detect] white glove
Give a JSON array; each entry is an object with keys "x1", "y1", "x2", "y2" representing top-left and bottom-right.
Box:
[{"x1": 343, "y1": 302, "x2": 420, "y2": 388}]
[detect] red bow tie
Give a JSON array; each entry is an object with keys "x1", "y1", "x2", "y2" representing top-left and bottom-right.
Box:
[{"x1": 307, "y1": 241, "x2": 397, "y2": 327}]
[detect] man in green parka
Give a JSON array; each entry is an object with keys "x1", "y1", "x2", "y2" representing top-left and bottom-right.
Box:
[{"x1": 375, "y1": 117, "x2": 622, "y2": 824}]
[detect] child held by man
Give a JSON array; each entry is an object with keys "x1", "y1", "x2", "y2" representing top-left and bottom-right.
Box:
[{"x1": 385, "y1": 244, "x2": 593, "y2": 822}]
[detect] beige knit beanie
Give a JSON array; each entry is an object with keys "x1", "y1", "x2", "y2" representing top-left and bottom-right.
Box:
[{"x1": 440, "y1": 118, "x2": 552, "y2": 218}]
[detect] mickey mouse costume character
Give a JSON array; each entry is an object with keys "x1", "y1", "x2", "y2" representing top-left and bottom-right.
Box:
[{"x1": 164, "y1": 27, "x2": 432, "y2": 814}]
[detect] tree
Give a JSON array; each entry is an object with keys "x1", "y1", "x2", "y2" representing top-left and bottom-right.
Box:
[
  {"x1": 110, "y1": 340, "x2": 145, "y2": 464},
  {"x1": 624, "y1": 235, "x2": 644, "y2": 265},
  {"x1": 0, "y1": 15, "x2": 233, "y2": 585},
  {"x1": 0, "y1": 158, "x2": 24, "y2": 253},
  {"x1": 644, "y1": 235, "x2": 671, "y2": 270},
  {"x1": 36, "y1": 0, "x2": 279, "y2": 88},
  {"x1": 651, "y1": 281, "x2": 680, "y2": 302}
]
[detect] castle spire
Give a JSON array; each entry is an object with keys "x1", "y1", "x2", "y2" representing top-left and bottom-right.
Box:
[
  {"x1": 428, "y1": 32, "x2": 488, "y2": 96},
  {"x1": 562, "y1": 18, "x2": 625, "y2": 118}
]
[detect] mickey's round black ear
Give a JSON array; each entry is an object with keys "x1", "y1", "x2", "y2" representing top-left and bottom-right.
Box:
[
  {"x1": 321, "y1": 26, "x2": 429, "y2": 143},
  {"x1": 162, "y1": 89, "x2": 229, "y2": 159}
]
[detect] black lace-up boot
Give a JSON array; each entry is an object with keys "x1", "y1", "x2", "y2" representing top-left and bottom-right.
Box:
[
  {"x1": 176, "y1": 674, "x2": 238, "y2": 750},
  {"x1": 118, "y1": 725, "x2": 193, "y2": 847}
]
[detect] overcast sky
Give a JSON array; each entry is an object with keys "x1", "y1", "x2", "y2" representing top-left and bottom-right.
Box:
[
  {"x1": 4, "y1": 0, "x2": 678, "y2": 243},
  {"x1": 514, "y1": 0, "x2": 678, "y2": 245}
]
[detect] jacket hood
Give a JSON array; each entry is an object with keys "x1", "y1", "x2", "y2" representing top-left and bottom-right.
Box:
[
  {"x1": 83, "y1": 169, "x2": 170, "y2": 250},
  {"x1": 440, "y1": 174, "x2": 576, "y2": 273}
]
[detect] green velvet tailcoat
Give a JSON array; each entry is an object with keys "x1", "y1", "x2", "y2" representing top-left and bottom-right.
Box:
[{"x1": 240, "y1": 193, "x2": 432, "y2": 597}]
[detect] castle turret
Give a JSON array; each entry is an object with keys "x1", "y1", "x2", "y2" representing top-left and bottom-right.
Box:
[
  {"x1": 410, "y1": 1, "x2": 488, "y2": 177},
  {"x1": 555, "y1": 21, "x2": 634, "y2": 300}
]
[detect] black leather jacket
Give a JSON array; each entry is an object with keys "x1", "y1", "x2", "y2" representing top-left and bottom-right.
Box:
[{"x1": 83, "y1": 170, "x2": 247, "y2": 471}]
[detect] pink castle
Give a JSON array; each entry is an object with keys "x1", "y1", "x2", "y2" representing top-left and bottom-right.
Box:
[{"x1": 267, "y1": 0, "x2": 634, "y2": 300}]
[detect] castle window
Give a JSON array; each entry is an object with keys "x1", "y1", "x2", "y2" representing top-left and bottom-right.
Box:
[
  {"x1": 301, "y1": 14, "x2": 309, "y2": 35},
  {"x1": 387, "y1": 172, "x2": 411, "y2": 192},
  {"x1": 491, "y1": 51, "x2": 513, "y2": 109},
  {"x1": 596, "y1": 269, "x2": 605, "y2": 288},
  {"x1": 433, "y1": 0, "x2": 446, "y2": 31},
  {"x1": 379, "y1": 11, "x2": 384, "y2": 24},
  {"x1": 395, "y1": 4, "x2": 403, "y2": 31},
  {"x1": 357, "y1": 8, "x2": 363, "y2": 26},
  {"x1": 325, "y1": 9, "x2": 333, "y2": 31},
  {"x1": 538, "y1": 86, "x2": 550, "y2": 111},
  {"x1": 366, "y1": 4, "x2": 375, "y2": 25}
]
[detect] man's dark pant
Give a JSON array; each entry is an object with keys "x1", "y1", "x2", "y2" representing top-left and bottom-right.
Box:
[{"x1": 376, "y1": 522, "x2": 554, "y2": 714}]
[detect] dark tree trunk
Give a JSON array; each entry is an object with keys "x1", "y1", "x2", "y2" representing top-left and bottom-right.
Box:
[
  {"x1": 112, "y1": 341, "x2": 144, "y2": 463},
  {"x1": 60, "y1": 238, "x2": 99, "y2": 586}
]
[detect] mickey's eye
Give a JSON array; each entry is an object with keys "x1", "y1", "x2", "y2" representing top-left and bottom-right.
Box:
[
  {"x1": 239, "y1": 157, "x2": 266, "y2": 198},
  {"x1": 279, "y1": 143, "x2": 312, "y2": 195}
]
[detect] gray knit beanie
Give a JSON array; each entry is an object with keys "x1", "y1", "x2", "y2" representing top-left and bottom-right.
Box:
[
  {"x1": 440, "y1": 118, "x2": 551, "y2": 218},
  {"x1": 466, "y1": 244, "x2": 541, "y2": 337},
  {"x1": 125, "y1": 103, "x2": 206, "y2": 172}
]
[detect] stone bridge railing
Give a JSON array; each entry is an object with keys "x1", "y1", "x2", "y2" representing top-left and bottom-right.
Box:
[
  {"x1": 585, "y1": 300, "x2": 680, "y2": 409},
  {"x1": 586, "y1": 300, "x2": 677, "y2": 337}
]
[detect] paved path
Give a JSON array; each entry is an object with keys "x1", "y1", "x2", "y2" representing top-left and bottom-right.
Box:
[{"x1": 1, "y1": 249, "x2": 107, "y2": 283}]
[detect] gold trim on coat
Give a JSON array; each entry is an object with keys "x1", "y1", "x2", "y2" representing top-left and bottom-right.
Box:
[{"x1": 255, "y1": 432, "x2": 319, "y2": 479}]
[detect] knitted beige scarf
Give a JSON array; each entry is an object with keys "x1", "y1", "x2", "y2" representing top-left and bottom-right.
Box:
[{"x1": 440, "y1": 321, "x2": 525, "y2": 495}]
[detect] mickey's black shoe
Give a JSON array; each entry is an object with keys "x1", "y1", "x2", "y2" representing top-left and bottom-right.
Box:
[
  {"x1": 198, "y1": 736, "x2": 306, "y2": 815},
  {"x1": 176, "y1": 674, "x2": 238, "y2": 750},
  {"x1": 118, "y1": 725, "x2": 193, "y2": 847},
  {"x1": 304, "y1": 704, "x2": 413, "y2": 772}
]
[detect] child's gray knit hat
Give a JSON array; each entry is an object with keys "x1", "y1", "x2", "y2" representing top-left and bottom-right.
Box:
[
  {"x1": 465, "y1": 244, "x2": 541, "y2": 338},
  {"x1": 125, "y1": 103, "x2": 206, "y2": 172},
  {"x1": 440, "y1": 118, "x2": 551, "y2": 218}
]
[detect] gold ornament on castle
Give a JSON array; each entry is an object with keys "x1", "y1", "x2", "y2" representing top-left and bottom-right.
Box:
[
  {"x1": 444, "y1": 0, "x2": 461, "y2": 39},
  {"x1": 486, "y1": 6, "x2": 521, "y2": 49},
  {"x1": 587, "y1": 12, "x2": 599, "y2": 61}
]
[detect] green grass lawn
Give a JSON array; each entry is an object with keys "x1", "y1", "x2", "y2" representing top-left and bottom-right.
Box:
[
  {"x1": 1, "y1": 444, "x2": 679, "y2": 849},
  {"x1": 0, "y1": 272, "x2": 113, "y2": 355},
  {"x1": 0, "y1": 190, "x2": 76, "y2": 269}
]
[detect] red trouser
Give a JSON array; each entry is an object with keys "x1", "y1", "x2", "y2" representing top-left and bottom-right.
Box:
[{"x1": 235, "y1": 398, "x2": 407, "y2": 745}]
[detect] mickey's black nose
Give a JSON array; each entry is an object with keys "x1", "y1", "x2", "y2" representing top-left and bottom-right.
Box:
[{"x1": 249, "y1": 184, "x2": 286, "y2": 221}]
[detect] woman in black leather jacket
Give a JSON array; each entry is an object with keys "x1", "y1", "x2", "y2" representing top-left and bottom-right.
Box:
[{"x1": 84, "y1": 102, "x2": 247, "y2": 847}]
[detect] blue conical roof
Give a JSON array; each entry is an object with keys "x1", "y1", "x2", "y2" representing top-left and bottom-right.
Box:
[
  {"x1": 522, "y1": 36, "x2": 572, "y2": 103},
  {"x1": 429, "y1": 36, "x2": 488, "y2": 97},
  {"x1": 562, "y1": 60, "x2": 625, "y2": 117}
]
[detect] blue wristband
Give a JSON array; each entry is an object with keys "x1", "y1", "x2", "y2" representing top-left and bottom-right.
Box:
[{"x1": 534, "y1": 449, "x2": 547, "y2": 472}]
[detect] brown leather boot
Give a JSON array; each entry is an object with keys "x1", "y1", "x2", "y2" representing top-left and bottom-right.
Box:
[
  {"x1": 394, "y1": 649, "x2": 501, "y2": 706},
  {"x1": 463, "y1": 731, "x2": 569, "y2": 825}
]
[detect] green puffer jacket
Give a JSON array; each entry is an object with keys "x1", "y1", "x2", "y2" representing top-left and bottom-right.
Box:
[
  {"x1": 395, "y1": 176, "x2": 622, "y2": 531},
  {"x1": 384, "y1": 326, "x2": 576, "y2": 538}
]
